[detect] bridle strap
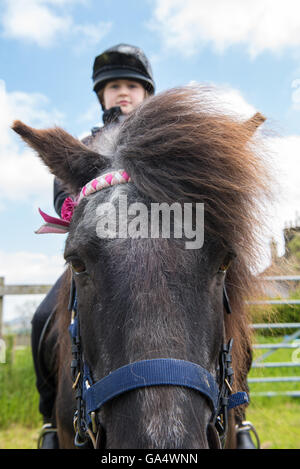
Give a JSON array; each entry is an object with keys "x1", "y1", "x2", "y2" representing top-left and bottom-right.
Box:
[
  {"x1": 78, "y1": 170, "x2": 131, "y2": 201},
  {"x1": 82, "y1": 358, "x2": 248, "y2": 430}
]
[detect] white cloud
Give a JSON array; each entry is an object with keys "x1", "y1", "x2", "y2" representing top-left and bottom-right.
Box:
[
  {"x1": 266, "y1": 135, "x2": 300, "y2": 231},
  {"x1": 216, "y1": 87, "x2": 256, "y2": 118},
  {"x1": 291, "y1": 79, "x2": 300, "y2": 110},
  {"x1": 214, "y1": 84, "x2": 300, "y2": 256},
  {"x1": 0, "y1": 249, "x2": 65, "y2": 321},
  {"x1": 1, "y1": 0, "x2": 72, "y2": 47},
  {"x1": 72, "y1": 20, "x2": 112, "y2": 51},
  {"x1": 250, "y1": 132, "x2": 300, "y2": 261},
  {"x1": 150, "y1": 0, "x2": 300, "y2": 57},
  {"x1": 188, "y1": 81, "x2": 257, "y2": 118},
  {"x1": 0, "y1": 79, "x2": 64, "y2": 204},
  {"x1": 0, "y1": 250, "x2": 64, "y2": 284},
  {"x1": 0, "y1": 0, "x2": 111, "y2": 48}
]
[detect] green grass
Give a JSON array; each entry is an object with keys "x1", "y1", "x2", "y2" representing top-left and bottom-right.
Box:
[
  {"x1": 246, "y1": 333, "x2": 300, "y2": 449},
  {"x1": 247, "y1": 400, "x2": 300, "y2": 449},
  {"x1": 0, "y1": 344, "x2": 42, "y2": 430},
  {"x1": 0, "y1": 338, "x2": 299, "y2": 449},
  {"x1": 249, "y1": 334, "x2": 300, "y2": 395},
  {"x1": 0, "y1": 424, "x2": 40, "y2": 449},
  {"x1": 0, "y1": 344, "x2": 42, "y2": 449}
]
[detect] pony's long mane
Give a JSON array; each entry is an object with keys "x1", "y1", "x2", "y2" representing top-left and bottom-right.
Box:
[{"x1": 112, "y1": 86, "x2": 273, "y2": 394}]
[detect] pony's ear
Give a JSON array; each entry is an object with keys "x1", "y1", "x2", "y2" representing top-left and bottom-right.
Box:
[
  {"x1": 12, "y1": 120, "x2": 109, "y2": 194},
  {"x1": 244, "y1": 112, "x2": 266, "y2": 135}
]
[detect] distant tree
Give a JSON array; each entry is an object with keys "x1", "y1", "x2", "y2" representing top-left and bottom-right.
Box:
[
  {"x1": 15, "y1": 300, "x2": 39, "y2": 333},
  {"x1": 287, "y1": 232, "x2": 300, "y2": 264}
]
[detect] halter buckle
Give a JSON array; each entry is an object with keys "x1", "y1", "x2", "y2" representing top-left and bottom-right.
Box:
[
  {"x1": 91, "y1": 411, "x2": 98, "y2": 435},
  {"x1": 224, "y1": 378, "x2": 233, "y2": 393},
  {"x1": 72, "y1": 371, "x2": 81, "y2": 390}
]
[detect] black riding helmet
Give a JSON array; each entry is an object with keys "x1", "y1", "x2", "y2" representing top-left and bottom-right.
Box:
[{"x1": 92, "y1": 43, "x2": 155, "y2": 109}]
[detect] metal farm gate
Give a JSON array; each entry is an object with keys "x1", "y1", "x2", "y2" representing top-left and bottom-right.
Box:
[{"x1": 248, "y1": 275, "x2": 300, "y2": 398}]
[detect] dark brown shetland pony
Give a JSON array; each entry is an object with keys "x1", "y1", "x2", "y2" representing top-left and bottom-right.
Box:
[{"x1": 13, "y1": 86, "x2": 271, "y2": 449}]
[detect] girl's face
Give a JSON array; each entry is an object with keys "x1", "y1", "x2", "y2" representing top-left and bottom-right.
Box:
[{"x1": 102, "y1": 79, "x2": 146, "y2": 114}]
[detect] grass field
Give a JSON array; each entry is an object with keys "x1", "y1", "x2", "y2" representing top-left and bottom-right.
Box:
[
  {"x1": 0, "y1": 342, "x2": 43, "y2": 449},
  {"x1": 246, "y1": 333, "x2": 300, "y2": 449},
  {"x1": 0, "y1": 338, "x2": 299, "y2": 449}
]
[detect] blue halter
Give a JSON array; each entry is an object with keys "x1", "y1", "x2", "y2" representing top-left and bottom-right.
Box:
[
  {"x1": 82, "y1": 358, "x2": 247, "y2": 422},
  {"x1": 68, "y1": 289, "x2": 248, "y2": 448}
]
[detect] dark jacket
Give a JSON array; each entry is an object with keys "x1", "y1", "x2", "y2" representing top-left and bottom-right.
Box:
[{"x1": 53, "y1": 107, "x2": 123, "y2": 216}]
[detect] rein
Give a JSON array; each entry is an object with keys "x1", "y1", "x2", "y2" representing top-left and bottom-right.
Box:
[{"x1": 62, "y1": 169, "x2": 248, "y2": 449}]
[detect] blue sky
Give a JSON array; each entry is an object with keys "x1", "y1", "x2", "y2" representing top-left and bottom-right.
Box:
[{"x1": 1, "y1": 0, "x2": 300, "y2": 320}]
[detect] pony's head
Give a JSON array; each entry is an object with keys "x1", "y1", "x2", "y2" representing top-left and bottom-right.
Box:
[{"x1": 13, "y1": 86, "x2": 271, "y2": 448}]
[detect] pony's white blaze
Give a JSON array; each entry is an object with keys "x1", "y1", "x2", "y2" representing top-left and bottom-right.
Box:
[{"x1": 141, "y1": 388, "x2": 187, "y2": 448}]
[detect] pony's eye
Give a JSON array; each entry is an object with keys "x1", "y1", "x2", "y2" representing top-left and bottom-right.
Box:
[
  {"x1": 70, "y1": 259, "x2": 86, "y2": 275},
  {"x1": 218, "y1": 252, "x2": 235, "y2": 273}
]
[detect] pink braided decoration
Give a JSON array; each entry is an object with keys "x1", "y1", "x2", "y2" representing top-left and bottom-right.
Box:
[
  {"x1": 78, "y1": 170, "x2": 131, "y2": 202},
  {"x1": 36, "y1": 169, "x2": 131, "y2": 234}
]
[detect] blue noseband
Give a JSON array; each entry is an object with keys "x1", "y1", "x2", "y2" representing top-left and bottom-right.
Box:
[{"x1": 82, "y1": 358, "x2": 247, "y2": 423}]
